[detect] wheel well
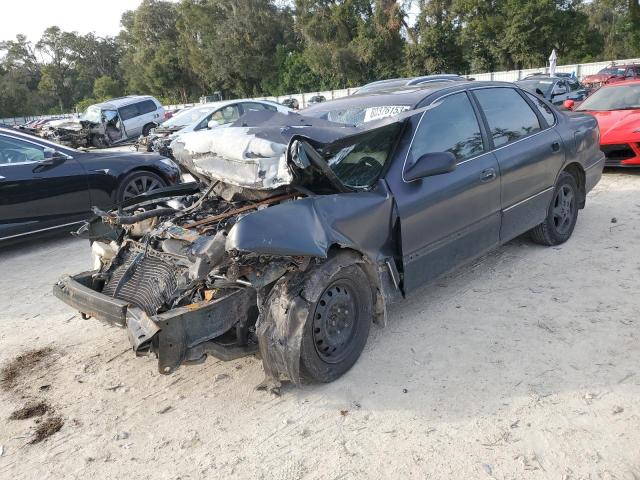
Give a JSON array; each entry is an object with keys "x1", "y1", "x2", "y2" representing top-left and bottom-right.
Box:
[
  {"x1": 563, "y1": 163, "x2": 586, "y2": 208},
  {"x1": 126, "y1": 166, "x2": 170, "y2": 185}
]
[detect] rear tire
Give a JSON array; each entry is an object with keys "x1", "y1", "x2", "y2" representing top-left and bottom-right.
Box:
[
  {"x1": 142, "y1": 123, "x2": 155, "y2": 137},
  {"x1": 298, "y1": 262, "x2": 373, "y2": 383},
  {"x1": 117, "y1": 171, "x2": 166, "y2": 203},
  {"x1": 530, "y1": 171, "x2": 579, "y2": 246}
]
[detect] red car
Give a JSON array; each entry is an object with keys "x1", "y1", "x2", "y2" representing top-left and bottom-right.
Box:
[
  {"x1": 582, "y1": 64, "x2": 640, "y2": 92},
  {"x1": 565, "y1": 80, "x2": 640, "y2": 166}
]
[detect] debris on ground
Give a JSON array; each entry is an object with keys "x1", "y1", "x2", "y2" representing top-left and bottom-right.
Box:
[
  {"x1": 1, "y1": 347, "x2": 55, "y2": 391},
  {"x1": 114, "y1": 431, "x2": 130, "y2": 440},
  {"x1": 9, "y1": 401, "x2": 50, "y2": 420},
  {"x1": 611, "y1": 217, "x2": 618, "y2": 223},
  {"x1": 612, "y1": 405, "x2": 624, "y2": 415},
  {"x1": 30, "y1": 416, "x2": 64, "y2": 444}
]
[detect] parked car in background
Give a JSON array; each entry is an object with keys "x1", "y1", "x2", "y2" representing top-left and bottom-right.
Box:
[
  {"x1": 41, "y1": 95, "x2": 164, "y2": 149},
  {"x1": 163, "y1": 108, "x2": 182, "y2": 121},
  {"x1": 281, "y1": 98, "x2": 299, "y2": 110},
  {"x1": 582, "y1": 64, "x2": 640, "y2": 92},
  {"x1": 0, "y1": 127, "x2": 181, "y2": 242},
  {"x1": 307, "y1": 95, "x2": 326, "y2": 105},
  {"x1": 54, "y1": 81, "x2": 603, "y2": 388},
  {"x1": 516, "y1": 74, "x2": 587, "y2": 105},
  {"x1": 355, "y1": 74, "x2": 466, "y2": 94},
  {"x1": 564, "y1": 80, "x2": 640, "y2": 167},
  {"x1": 138, "y1": 99, "x2": 291, "y2": 159}
]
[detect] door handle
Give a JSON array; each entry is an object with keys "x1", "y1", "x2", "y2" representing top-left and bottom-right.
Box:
[
  {"x1": 551, "y1": 141, "x2": 561, "y2": 152},
  {"x1": 480, "y1": 168, "x2": 496, "y2": 182}
]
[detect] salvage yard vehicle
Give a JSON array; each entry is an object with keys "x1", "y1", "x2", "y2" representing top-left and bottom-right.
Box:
[
  {"x1": 41, "y1": 95, "x2": 164, "y2": 149},
  {"x1": 0, "y1": 127, "x2": 181, "y2": 241},
  {"x1": 582, "y1": 64, "x2": 640, "y2": 92},
  {"x1": 565, "y1": 80, "x2": 640, "y2": 167},
  {"x1": 53, "y1": 81, "x2": 604, "y2": 389},
  {"x1": 355, "y1": 74, "x2": 466, "y2": 94},
  {"x1": 516, "y1": 74, "x2": 587, "y2": 105},
  {"x1": 137, "y1": 99, "x2": 291, "y2": 160}
]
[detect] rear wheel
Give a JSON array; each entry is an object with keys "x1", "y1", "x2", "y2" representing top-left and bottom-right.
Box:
[
  {"x1": 117, "y1": 171, "x2": 166, "y2": 202},
  {"x1": 530, "y1": 171, "x2": 579, "y2": 246},
  {"x1": 299, "y1": 262, "x2": 372, "y2": 383},
  {"x1": 142, "y1": 123, "x2": 155, "y2": 137}
]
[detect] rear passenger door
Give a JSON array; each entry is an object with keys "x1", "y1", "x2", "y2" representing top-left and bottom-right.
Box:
[
  {"x1": 118, "y1": 103, "x2": 141, "y2": 138},
  {"x1": 472, "y1": 87, "x2": 564, "y2": 242},
  {"x1": 388, "y1": 91, "x2": 502, "y2": 293}
]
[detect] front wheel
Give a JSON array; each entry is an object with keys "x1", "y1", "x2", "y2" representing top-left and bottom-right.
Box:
[
  {"x1": 529, "y1": 171, "x2": 579, "y2": 246},
  {"x1": 298, "y1": 262, "x2": 373, "y2": 383},
  {"x1": 116, "y1": 171, "x2": 166, "y2": 202}
]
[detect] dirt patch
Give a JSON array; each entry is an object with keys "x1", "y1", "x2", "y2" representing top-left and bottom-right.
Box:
[
  {"x1": 9, "y1": 401, "x2": 51, "y2": 420},
  {"x1": 0, "y1": 347, "x2": 54, "y2": 391},
  {"x1": 30, "y1": 416, "x2": 64, "y2": 444}
]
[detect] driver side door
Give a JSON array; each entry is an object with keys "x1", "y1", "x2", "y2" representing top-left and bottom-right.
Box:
[
  {"x1": 386, "y1": 91, "x2": 502, "y2": 293},
  {"x1": 0, "y1": 134, "x2": 91, "y2": 239}
]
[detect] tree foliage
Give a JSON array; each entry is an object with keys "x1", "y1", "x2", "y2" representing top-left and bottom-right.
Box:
[{"x1": 0, "y1": 0, "x2": 639, "y2": 117}]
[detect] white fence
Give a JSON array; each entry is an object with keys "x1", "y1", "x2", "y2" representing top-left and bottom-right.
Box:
[{"x1": 4, "y1": 57, "x2": 640, "y2": 124}]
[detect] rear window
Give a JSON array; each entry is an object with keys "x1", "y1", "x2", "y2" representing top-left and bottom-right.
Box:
[
  {"x1": 138, "y1": 100, "x2": 158, "y2": 114},
  {"x1": 474, "y1": 88, "x2": 541, "y2": 147}
]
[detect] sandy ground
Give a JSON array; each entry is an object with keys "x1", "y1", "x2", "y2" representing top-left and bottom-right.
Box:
[{"x1": 0, "y1": 172, "x2": 639, "y2": 480}]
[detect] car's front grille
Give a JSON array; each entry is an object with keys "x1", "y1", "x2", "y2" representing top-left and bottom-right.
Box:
[
  {"x1": 102, "y1": 245, "x2": 179, "y2": 315},
  {"x1": 601, "y1": 144, "x2": 636, "y2": 162}
]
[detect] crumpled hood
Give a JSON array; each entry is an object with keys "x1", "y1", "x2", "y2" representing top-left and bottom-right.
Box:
[
  {"x1": 170, "y1": 108, "x2": 425, "y2": 190},
  {"x1": 170, "y1": 110, "x2": 362, "y2": 189},
  {"x1": 587, "y1": 108, "x2": 640, "y2": 144}
]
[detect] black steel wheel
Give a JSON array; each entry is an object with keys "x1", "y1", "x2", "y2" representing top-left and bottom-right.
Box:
[
  {"x1": 311, "y1": 281, "x2": 359, "y2": 364},
  {"x1": 117, "y1": 171, "x2": 167, "y2": 202},
  {"x1": 299, "y1": 262, "x2": 372, "y2": 383},
  {"x1": 530, "y1": 171, "x2": 579, "y2": 246}
]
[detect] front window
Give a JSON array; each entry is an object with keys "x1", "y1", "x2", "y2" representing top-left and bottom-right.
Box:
[
  {"x1": 406, "y1": 92, "x2": 484, "y2": 166},
  {"x1": 576, "y1": 84, "x2": 640, "y2": 111},
  {"x1": 320, "y1": 124, "x2": 401, "y2": 189},
  {"x1": 83, "y1": 105, "x2": 102, "y2": 123},
  {"x1": 0, "y1": 135, "x2": 45, "y2": 164},
  {"x1": 163, "y1": 107, "x2": 215, "y2": 128},
  {"x1": 209, "y1": 105, "x2": 240, "y2": 126}
]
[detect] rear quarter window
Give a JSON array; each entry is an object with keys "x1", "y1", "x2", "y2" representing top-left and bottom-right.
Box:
[
  {"x1": 138, "y1": 100, "x2": 158, "y2": 114},
  {"x1": 523, "y1": 92, "x2": 556, "y2": 126}
]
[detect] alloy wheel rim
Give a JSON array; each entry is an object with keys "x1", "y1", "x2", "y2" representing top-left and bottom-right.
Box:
[
  {"x1": 122, "y1": 175, "x2": 162, "y2": 200},
  {"x1": 312, "y1": 281, "x2": 358, "y2": 364},
  {"x1": 552, "y1": 184, "x2": 575, "y2": 234}
]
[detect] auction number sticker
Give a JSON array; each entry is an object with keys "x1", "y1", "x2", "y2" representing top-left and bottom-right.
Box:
[{"x1": 363, "y1": 105, "x2": 411, "y2": 122}]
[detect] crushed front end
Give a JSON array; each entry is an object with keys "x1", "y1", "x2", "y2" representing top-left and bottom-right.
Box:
[{"x1": 54, "y1": 185, "x2": 308, "y2": 374}]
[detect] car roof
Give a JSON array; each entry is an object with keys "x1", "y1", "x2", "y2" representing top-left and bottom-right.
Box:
[
  {"x1": 302, "y1": 81, "x2": 510, "y2": 114},
  {"x1": 520, "y1": 75, "x2": 571, "y2": 81},
  {"x1": 599, "y1": 78, "x2": 640, "y2": 87},
  {"x1": 94, "y1": 95, "x2": 159, "y2": 110}
]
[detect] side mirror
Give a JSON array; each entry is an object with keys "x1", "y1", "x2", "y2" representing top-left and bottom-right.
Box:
[
  {"x1": 207, "y1": 120, "x2": 218, "y2": 129},
  {"x1": 563, "y1": 99, "x2": 575, "y2": 110},
  {"x1": 404, "y1": 151, "x2": 456, "y2": 182}
]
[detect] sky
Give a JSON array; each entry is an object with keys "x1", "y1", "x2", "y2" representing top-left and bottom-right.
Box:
[{"x1": 0, "y1": 0, "x2": 144, "y2": 43}]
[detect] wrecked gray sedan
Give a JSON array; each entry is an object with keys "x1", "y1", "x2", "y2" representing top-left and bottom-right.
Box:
[{"x1": 54, "y1": 82, "x2": 605, "y2": 388}]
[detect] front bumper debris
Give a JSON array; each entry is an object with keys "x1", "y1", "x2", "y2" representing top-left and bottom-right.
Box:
[{"x1": 53, "y1": 272, "x2": 257, "y2": 373}]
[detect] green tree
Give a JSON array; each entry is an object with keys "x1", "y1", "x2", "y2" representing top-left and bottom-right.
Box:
[
  {"x1": 36, "y1": 26, "x2": 78, "y2": 111},
  {"x1": 404, "y1": 0, "x2": 467, "y2": 75},
  {"x1": 119, "y1": 0, "x2": 198, "y2": 103},
  {"x1": 93, "y1": 75, "x2": 124, "y2": 99}
]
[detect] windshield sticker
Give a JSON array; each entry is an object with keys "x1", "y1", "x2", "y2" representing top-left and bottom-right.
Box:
[{"x1": 363, "y1": 105, "x2": 411, "y2": 123}]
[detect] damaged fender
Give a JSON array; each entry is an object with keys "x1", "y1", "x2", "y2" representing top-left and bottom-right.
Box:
[{"x1": 226, "y1": 179, "x2": 396, "y2": 261}]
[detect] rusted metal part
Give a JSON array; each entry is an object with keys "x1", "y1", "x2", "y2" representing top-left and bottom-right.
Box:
[{"x1": 184, "y1": 193, "x2": 295, "y2": 230}]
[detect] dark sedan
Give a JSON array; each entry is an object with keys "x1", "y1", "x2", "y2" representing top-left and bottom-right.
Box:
[
  {"x1": 516, "y1": 75, "x2": 587, "y2": 106},
  {"x1": 54, "y1": 82, "x2": 604, "y2": 388},
  {"x1": 0, "y1": 128, "x2": 181, "y2": 241}
]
